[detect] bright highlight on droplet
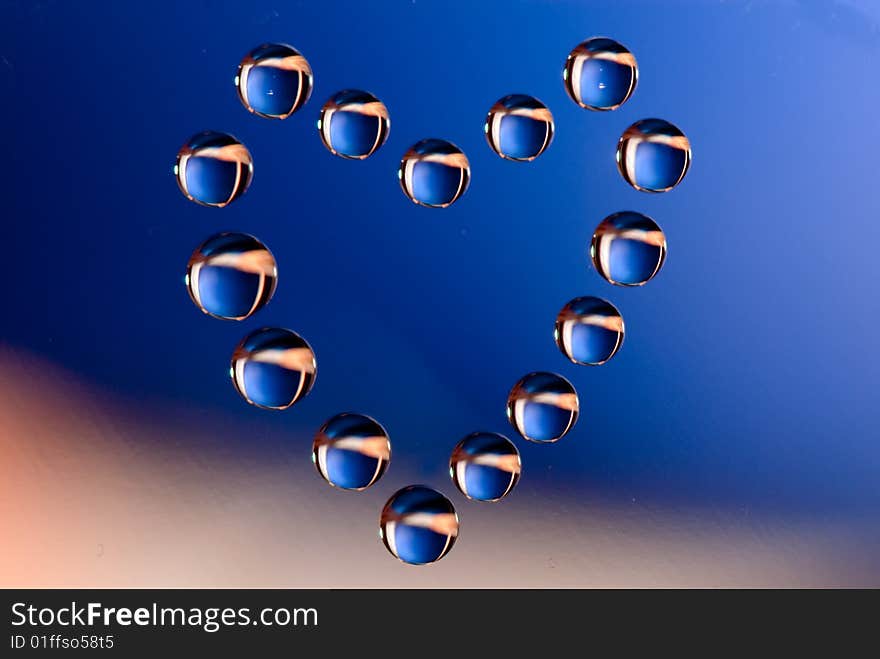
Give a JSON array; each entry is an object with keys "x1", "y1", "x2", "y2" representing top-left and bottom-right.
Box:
[
  {"x1": 312, "y1": 413, "x2": 391, "y2": 491},
  {"x1": 186, "y1": 232, "x2": 277, "y2": 321},
  {"x1": 398, "y1": 138, "x2": 470, "y2": 208},
  {"x1": 230, "y1": 327, "x2": 316, "y2": 410},
  {"x1": 555, "y1": 296, "x2": 624, "y2": 365},
  {"x1": 507, "y1": 372, "x2": 579, "y2": 444},
  {"x1": 450, "y1": 432, "x2": 521, "y2": 502},
  {"x1": 175, "y1": 131, "x2": 253, "y2": 207},
  {"x1": 563, "y1": 37, "x2": 638, "y2": 111},
  {"x1": 590, "y1": 211, "x2": 667, "y2": 286},
  {"x1": 379, "y1": 485, "x2": 459, "y2": 565},
  {"x1": 318, "y1": 89, "x2": 390, "y2": 159},
  {"x1": 617, "y1": 118, "x2": 691, "y2": 192},
  {"x1": 484, "y1": 94, "x2": 554, "y2": 162},
  {"x1": 236, "y1": 43, "x2": 313, "y2": 119}
]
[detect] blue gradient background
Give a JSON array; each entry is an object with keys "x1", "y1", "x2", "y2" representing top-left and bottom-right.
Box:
[{"x1": 1, "y1": 0, "x2": 878, "y2": 584}]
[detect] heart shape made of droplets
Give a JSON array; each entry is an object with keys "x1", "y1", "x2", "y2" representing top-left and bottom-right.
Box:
[{"x1": 173, "y1": 37, "x2": 692, "y2": 565}]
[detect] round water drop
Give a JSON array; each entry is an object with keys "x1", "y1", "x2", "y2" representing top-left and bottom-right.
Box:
[
  {"x1": 235, "y1": 43, "x2": 313, "y2": 119},
  {"x1": 318, "y1": 89, "x2": 390, "y2": 159},
  {"x1": 230, "y1": 328, "x2": 316, "y2": 410},
  {"x1": 590, "y1": 211, "x2": 667, "y2": 286},
  {"x1": 398, "y1": 139, "x2": 470, "y2": 208},
  {"x1": 484, "y1": 94, "x2": 554, "y2": 161},
  {"x1": 186, "y1": 233, "x2": 277, "y2": 321},
  {"x1": 312, "y1": 413, "x2": 391, "y2": 491},
  {"x1": 617, "y1": 119, "x2": 691, "y2": 192},
  {"x1": 563, "y1": 37, "x2": 638, "y2": 111},
  {"x1": 379, "y1": 485, "x2": 459, "y2": 565},
  {"x1": 555, "y1": 297, "x2": 624, "y2": 366},
  {"x1": 450, "y1": 432, "x2": 521, "y2": 502},
  {"x1": 175, "y1": 131, "x2": 253, "y2": 207},
  {"x1": 507, "y1": 372, "x2": 579, "y2": 443}
]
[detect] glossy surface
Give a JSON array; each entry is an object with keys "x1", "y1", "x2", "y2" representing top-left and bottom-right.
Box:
[
  {"x1": 398, "y1": 139, "x2": 470, "y2": 208},
  {"x1": 174, "y1": 131, "x2": 253, "y2": 207},
  {"x1": 590, "y1": 211, "x2": 667, "y2": 287},
  {"x1": 312, "y1": 413, "x2": 390, "y2": 490},
  {"x1": 230, "y1": 328, "x2": 316, "y2": 410},
  {"x1": 3, "y1": 0, "x2": 879, "y2": 589},
  {"x1": 185, "y1": 232, "x2": 277, "y2": 321},
  {"x1": 379, "y1": 486, "x2": 459, "y2": 565},
  {"x1": 563, "y1": 37, "x2": 638, "y2": 111},
  {"x1": 484, "y1": 94, "x2": 554, "y2": 161},
  {"x1": 318, "y1": 89, "x2": 390, "y2": 159},
  {"x1": 450, "y1": 432, "x2": 520, "y2": 502},
  {"x1": 617, "y1": 118, "x2": 691, "y2": 192},
  {"x1": 235, "y1": 43, "x2": 313, "y2": 119},
  {"x1": 555, "y1": 296, "x2": 624, "y2": 365},
  {"x1": 507, "y1": 372, "x2": 579, "y2": 443}
]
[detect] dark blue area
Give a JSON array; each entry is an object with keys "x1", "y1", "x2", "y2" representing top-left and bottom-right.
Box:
[{"x1": 1, "y1": 0, "x2": 879, "y2": 519}]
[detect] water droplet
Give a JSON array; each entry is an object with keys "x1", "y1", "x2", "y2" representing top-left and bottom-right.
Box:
[
  {"x1": 399, "y1": 139, "x2": 470, "y2": 208},
  {"x1": 379, "y1": 485, "x2": 459, "y2": 565},
  {"x1": 563, "y1": 37, "x2": 638, "y2": 111},
  {"x1": 236, "y1": 43, "x2": 313, "y2": 119},
  {"x1": 175, "y1": 131, "x2": 253, "y2": 207},
  {"x1": 230, "y1": 328, "x2": 316, "y2": 410},
  {"x1": 507, "y1": 372, "x2": 579, "y2": 443},
  {"x1": 590, "y1": 211, "x2": 667, "y2": 286},
  {"x1": 555, "y1": 296, "x2": 624, "y2": 365},
  {"x1": 186, "y1": 232, "x2": 277, "y2": 320},
  {"x1": 617, "y1": 119, "x2": 691, "y2": 192},
  {"x1": 450, "y1": 432, "x2": 521, "y2": 502},
  {"x1": 318, "y1": 89, "x2": 390, "y2": 159},
  {"x1": 484, "y1": 94, "x2": 554, "y2": 161},
  {"x1": 312, "y1": 413, "x2": 391, "y2": 491}
]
